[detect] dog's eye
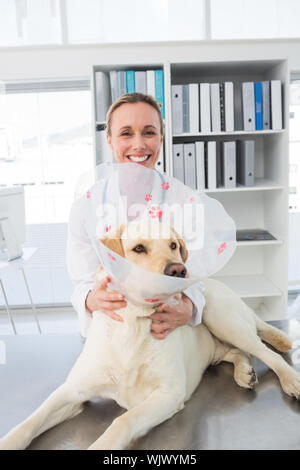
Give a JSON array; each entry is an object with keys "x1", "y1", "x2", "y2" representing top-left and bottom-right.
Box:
[
  {"x1": 133, "y1": 244, "x2": 147, "y2": 253},
  {"x1": 170, "y1": 242, "x2": 177, "y2": 250}
]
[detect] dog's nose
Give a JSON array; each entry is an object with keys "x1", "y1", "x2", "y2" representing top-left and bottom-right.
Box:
[{"x1": 164, "y1": 263, "x2": 187, "y2": 278}]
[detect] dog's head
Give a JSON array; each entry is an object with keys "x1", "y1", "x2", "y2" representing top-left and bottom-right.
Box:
[{"x1": 100, "y1": 221, "x2": 188, "y2": 278}]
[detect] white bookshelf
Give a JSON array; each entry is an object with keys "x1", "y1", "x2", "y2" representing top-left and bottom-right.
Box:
[{"x1": 91, "y1": 58, "x2": 289, "y2": 321}]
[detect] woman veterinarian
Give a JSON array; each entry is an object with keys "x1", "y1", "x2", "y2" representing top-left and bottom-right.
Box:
[{"x1": 66, "y1": 93, "x2": 205, "y2": 339}]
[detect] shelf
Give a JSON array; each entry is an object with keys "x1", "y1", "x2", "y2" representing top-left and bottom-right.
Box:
[
  {"x1": 236, "y1": 239, "x2": 283, "y2": 247},
  {"x1": 172, "y1": 129, "x2": 285, "y2": 138},
  {"x1": 212, "y1": 274, "x2": 282, "y2": 298},
  {"x1": 201, "y1": 178, "x2": 284, "y2": 193}
]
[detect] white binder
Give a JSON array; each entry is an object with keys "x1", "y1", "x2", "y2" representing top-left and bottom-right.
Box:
[
  {"x1": 184, "y1": 143, "x2": 196, "y2": 189},
  {"x1": 118, "y1": 71, "x2": 126, "y2": 96},
  {"x1": 155, "y1": 143, "x2": 165, "y2": 173},
  {"x1": 195, "y1": 141, "x2": 205, "y2": 190},
  {"x1": 210, "y1": 83, "x2": 221, "y2": 133},
  {"x1": 200, "y1": 83, "x2": 211, "y2": 133},
  {"x1": 225, "y1": 82, "x2": 234, "y2": 131},
  {"x1": 237, "y1": 140, "x2": 254, "y2": 187},
  {"x1": 95, "y1": 71, "x2": 111, "y2": 122},
  {"x1": 222, "y1": 141, "x2": 236, "y2": 188},
  {"x1": 262, "y1": 81, "x2": 271, "y2": 130},
  {"x1": 242, "y1": 82, "x2": 255, "y2": 131},
  {"x1": 271, "y1": 80, "x2": 282, "y2": 130},
  {"x1": 207, "y1": 141, "x2": 217, "y2": 190},
  {"x1": 172, "y1": 143, "x2": 184, "y2": 183},
  {"x1": 171, "y1": 85, "x2": 183, "y2": 134},
  {"x1": 135, "y1": 71, "x2": 147, "y2": 93},
  {"x1": 110, "y1": 71, "x2": 119, "y2": 103},
  {"x1": 95, "y1": 126, "x2": 115, "y2": 165},
  {"x1": 182, "y1": 85, "x2": 190, "y2": 133},
  {"x1": 189, "y1": 84, "x2": 199, "y2": 133},
  {"x1": 147, "y1": 70, "x2": 156, "y2": 98}
]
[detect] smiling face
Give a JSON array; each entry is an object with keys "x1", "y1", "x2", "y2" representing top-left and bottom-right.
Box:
[{"x1": 106, "y1": 102, "x2": 164, "y2": 169}]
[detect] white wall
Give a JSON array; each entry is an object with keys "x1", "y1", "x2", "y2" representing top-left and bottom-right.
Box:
[{"x1": 0, "y1": 38, "x2": 300, "y2": 82}]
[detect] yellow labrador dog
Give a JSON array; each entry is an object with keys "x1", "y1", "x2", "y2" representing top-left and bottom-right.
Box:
[{"x1": 1, "y1": 221, "x2": 299, "y2": 451}]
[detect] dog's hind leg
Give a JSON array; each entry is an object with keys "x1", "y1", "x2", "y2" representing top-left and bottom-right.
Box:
[
  {"x1": 0, "y1": 384, "x2": 86, "y2": 450},
  {"x1": 251, "y1": 312, "x2": 293, "y2": 352},
  {"x1": 212, "y1": 341, "x2": 258, "y2": 389},
  {"x1": 213, "y1": 326, "x2": 300, "y2": 399}
]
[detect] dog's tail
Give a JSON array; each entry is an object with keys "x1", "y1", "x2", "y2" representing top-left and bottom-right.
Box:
[{"x1": 252, "y1": 312, "x2": 293, "y2": 352}]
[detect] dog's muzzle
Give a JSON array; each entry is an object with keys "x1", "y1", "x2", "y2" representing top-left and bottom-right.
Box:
[{"x1": 164, "y1": 263, "x2": 187, "y2": 278}]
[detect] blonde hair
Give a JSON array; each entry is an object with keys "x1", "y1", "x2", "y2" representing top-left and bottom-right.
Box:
[{"x1": 106, "y1": 92, "x2": 165, "y2": 137}]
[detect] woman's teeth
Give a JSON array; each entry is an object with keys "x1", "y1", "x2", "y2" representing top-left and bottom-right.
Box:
[{"x1": 128, "y1": 155, "x2": 150, "y2": 162}]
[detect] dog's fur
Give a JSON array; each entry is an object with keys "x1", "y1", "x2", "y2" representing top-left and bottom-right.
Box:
[{"x1": 0, "y1": 221, "x2": 299, "y2": 450}]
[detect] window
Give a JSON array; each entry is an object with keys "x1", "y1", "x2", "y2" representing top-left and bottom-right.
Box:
[
  {"x1": 0, "y1": 0, "x2": 62, "y2": 46},
  {"x1": 210, "y1": 0, "x2": 300, "y2": 40},
  {"x1": 0, "y1": 80, "x2": 93, "y2": 224}
]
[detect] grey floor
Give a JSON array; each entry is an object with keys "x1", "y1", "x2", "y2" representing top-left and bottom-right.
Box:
[{"x1": 1, "y1": 292, "x2": 300, "y2": 336}]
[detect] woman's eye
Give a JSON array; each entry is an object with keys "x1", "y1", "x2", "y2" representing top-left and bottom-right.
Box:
[
  {"x1": 133, "y1": 244, "x2": 146, "y2": 253},
  {"x1": 121, "y1": 132, "x2": 130, "y2": 136},
  {"x1": 170, "y1": 242, "x2": 177, "y2": 250},
  {"x1": 145, "y1": 131, "x2": 155, "y2": 135}
]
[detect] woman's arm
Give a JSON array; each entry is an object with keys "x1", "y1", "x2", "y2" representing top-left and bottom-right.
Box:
[{"x1": 66, "y1": 200, "x2": 127, "y2": 337}]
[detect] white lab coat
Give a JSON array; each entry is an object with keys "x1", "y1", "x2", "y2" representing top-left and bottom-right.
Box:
[{"x1": 66, "y1": 195, "x2": 205, "y2": 338}]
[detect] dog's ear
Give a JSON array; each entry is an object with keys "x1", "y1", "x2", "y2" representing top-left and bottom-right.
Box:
[
  {"x1": 100, "y1": 224, "x2": 125, "y2": 258},
  {"x1": 171, "y1": 227, "x2": 188, "y2": 263}
]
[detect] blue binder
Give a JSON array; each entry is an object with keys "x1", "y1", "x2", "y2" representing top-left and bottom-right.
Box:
[
  {"x1": 254, "y1": 82, "x2": 263, "y2": 130},
  {"x1": 155, "y1": 70, "x2": 165, "y2": 119},
  {"x1": 126, "y1": 71, "x2": 135, "y2": 93}
]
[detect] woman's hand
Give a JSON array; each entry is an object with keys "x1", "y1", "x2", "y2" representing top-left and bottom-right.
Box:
[
  {"x1": 85, "y1": 275, "x2": 127, "y2": 322},
  {"x1": 148, "y1": 294, "x2": 194, "y2": 340}
]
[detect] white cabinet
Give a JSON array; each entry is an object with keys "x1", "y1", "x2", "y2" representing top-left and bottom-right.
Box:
[{"x1": 91, "y1": 58, "x2": 289, "y2": 320}]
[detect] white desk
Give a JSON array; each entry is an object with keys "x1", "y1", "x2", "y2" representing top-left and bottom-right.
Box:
[{"x1": 0, "y1": 247, "x2": 41, "y2": 334}]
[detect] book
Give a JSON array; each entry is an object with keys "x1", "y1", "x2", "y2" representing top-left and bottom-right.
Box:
[
  {"x1": 200, "y1": 83, "x2": 211, "y2": 133},
  {"x1": 207, "y1": 141, "x2": 217, "y2": 190},
  {"x1": 126, "y1": 71, "x2": 135, "y2": 93},
  {"x1": 182, "y1": 85, "x2": 190, "y2": 133},
  {"x1": 95, "y1": 71, "x2": 111, "y2": 122},
  {"x1": 224, "y1": 82, "x2": 234, "y2": 131},
  {"x1": 110, "y1": 71, "x2": 119, "y2": 103},
  {"x1": 195, "y1": 141, "x2": 205, "y2": 190},
  {"x1": 118, "y1": 71, "x2": 126, "y2": 97},
  {"x1": 135, "y1": 71, "x2": 147, "y2": 93},
  {"x1": 221, "y1": 141, "x2": 236, "y2": 188},
  {"x1": 210, "y1": 83, "x2": 221, "y2": 133},
  {"x1": 155, "y1": 142, "x2": 165, "y2": 173},
  {"x1": 254, "y1": 82, "x2": 263, "y2": 130},
  {"x1": 271, "y1": 80, "x2": 282, "y2": 130},
  {"x1": 189, "y1": 84, "x2": 199, "y2": 133},
  {"x1": 146, "y1": 70, "x2": 155, "y2": 98},
  {"x1": 242, "y1": 82, "x2": 255, "y2": 131},
  {"x1": 184, "y1": 143, "x2": 196, "y2": 189},
  {"x1": 219, "y1": 83, "x2": 225, "y2": 132},
  {"x1": 172, "y1": 143, "x2": 184, "y2": 183},
  {"x1": 155, "y1": 70, "x2": 165, "y2": 119},
  {"x1": 171, "y1": 85, "x2": 183, "y2": 134},
  {"x1": 236, "y1": 140, "x2": 255, "y2": 187},
  {"x1": 262, "y1": 81, "x2": 271, "y2": 129}
]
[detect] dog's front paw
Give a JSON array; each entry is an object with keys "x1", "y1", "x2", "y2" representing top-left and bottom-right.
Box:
[{"x1": 234, "y1": 364, "x2": 258, "y2": 390}]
